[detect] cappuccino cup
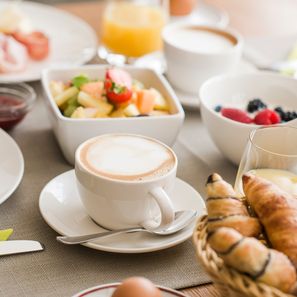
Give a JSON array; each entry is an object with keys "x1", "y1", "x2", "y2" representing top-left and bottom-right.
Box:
[
  {"x1": 75, "y1": 134, "x2": 177, "y2": 230},
  {"x1": 163, "y1": 24, "x2": 243, "y2": 95}
]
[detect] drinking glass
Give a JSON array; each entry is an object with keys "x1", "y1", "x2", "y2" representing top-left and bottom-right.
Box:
[
  {"x1": 99, "y1": 0, "x2": 169, "y2": 62},
  {"x1": 234, "y1": 125, "x2": 297, "y2": 195}
]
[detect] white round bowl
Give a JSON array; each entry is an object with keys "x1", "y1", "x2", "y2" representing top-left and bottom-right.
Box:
[{"x1": 199, "y1": 72, "x2": 297, "y2": 165}]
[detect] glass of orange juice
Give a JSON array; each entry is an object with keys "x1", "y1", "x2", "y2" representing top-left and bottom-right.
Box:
[{"x1": 101, "y1": 0, "x2": 168, "y2": 59}]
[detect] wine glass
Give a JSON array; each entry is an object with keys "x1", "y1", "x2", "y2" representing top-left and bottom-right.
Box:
[
  {"x1": 234, "y1": 125, "x2": 297, "y2": 195},
  {"x1": 99, "y1": 0, "x2": 169, "y2": 65}
]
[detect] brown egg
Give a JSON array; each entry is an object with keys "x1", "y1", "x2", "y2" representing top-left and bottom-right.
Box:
[
  {"x1": 112, "y1": 277, "x2": 162, "y2": 297},
  {"x1": 170, "y1": 0, "x2": 196, "y2": 16}
]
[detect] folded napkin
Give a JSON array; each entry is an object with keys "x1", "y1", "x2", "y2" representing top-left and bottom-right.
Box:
[{"x1": 0, "y1": 228, "x2": 13, "y2": 241}]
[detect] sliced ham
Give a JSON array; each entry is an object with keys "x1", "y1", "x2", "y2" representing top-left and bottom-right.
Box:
[{"x1": 0, "y1": 33, "x2": 28, "y2": 73}]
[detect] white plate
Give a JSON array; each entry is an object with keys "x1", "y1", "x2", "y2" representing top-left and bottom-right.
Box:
[
  {"x1": 170, "y1": 0, "x2": 229, "y2": 28},
  {"x1": 174, "y1": 60, "x2": 257, "y2": 109},
  {"x1": 0, "y1": 129, "x2": 24, "y2": 205},
  {"x1": 39, "y1": 170, "x2": 206, "y2": 254},
  {"x1": 73, "y1": 283, "x2": 186, "y2": 297},
  {"x1": 0, "y1": 1, "x2": 97, "y2": 82}
]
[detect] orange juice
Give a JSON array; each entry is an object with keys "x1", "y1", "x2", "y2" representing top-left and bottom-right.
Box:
[{"x1": 102, "y1": 2, "x2": 165, "y2": 57}]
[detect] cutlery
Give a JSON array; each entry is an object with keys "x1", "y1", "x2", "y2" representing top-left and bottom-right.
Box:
[
  {"x1": 0, "y1": 240, "x2": 44, "y2": 256},
  {"x1": 57, "y1": 210, "x2": 197, "y2": 245}
]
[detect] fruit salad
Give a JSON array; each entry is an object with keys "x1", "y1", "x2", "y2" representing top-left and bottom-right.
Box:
[
  {"x1": 215, "y1": 98, "x2": 297, "y2": 125},
  {"x1": 50, "y1": 68, "x2": 171, "y2": 119}
]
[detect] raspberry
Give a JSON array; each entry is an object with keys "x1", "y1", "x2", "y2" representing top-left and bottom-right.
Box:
[
  {"x1": 254, "y1": 109, "x2": 281, "y2": 125},
  {"x1": 221, "y1": 108, "x2": 253, "y2": 124}
]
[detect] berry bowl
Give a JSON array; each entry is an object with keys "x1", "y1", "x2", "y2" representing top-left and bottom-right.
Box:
[{"x1": 199, "y1": 72, "x2": 297, "y2": 165}]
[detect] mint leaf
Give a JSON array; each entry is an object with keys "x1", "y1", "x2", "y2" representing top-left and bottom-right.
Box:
[
  {"x1": 72, "y1": 74, "x2": 90, "y2": 88},
  {"x1": 111, "y1": 82, "x2": 125, "y2": 94}
]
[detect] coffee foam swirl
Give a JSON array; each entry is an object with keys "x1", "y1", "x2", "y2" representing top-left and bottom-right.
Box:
[{"x1": 80, "y1": 135, "x2": 175, "y2": 181}]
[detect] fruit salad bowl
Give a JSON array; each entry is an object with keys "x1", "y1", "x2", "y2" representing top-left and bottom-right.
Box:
[
  {"x1": 199, "y1": 72, "x2": 297, "y2": 165},
  {"x1": 42, "y1": 65, "x2": 184, "y2": 164}
]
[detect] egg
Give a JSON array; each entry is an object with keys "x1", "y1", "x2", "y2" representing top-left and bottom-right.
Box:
[
  {"x1": 112, "y1": 277, "x2": 162, "y2": 297},
  {"x1": 170, "y1": 0, "x2": 196, "y2": 16}
]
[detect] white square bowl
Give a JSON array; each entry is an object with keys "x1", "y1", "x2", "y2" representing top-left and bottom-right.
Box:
[{"x1": 42, "y1": 65, "x2": 185, "y2": 164}]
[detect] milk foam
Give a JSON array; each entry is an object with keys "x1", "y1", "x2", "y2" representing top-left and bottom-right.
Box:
[
  {"x1": 167, "y1": 28, "x2": 235, "y2": 53},
  {"x1": 80, "y1": 135, "x2": 175, "y2": 181}
]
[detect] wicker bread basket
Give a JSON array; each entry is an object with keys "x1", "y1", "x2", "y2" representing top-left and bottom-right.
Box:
[{"x1": 193, "y1": 215, "x2": 295, "y2": 297}]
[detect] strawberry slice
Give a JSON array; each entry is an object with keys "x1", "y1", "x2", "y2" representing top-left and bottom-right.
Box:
[
  {"x1": 105, "y1": 69, "x2": 132, "y2": 104},
  {"x1": 221, "y1": 108, "x2": 253, "y2": 124},
  {"x1": 254, "y1": 109, "x2": 281, "y2": 125}
]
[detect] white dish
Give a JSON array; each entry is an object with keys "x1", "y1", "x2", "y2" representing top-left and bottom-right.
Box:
[
  {"x1": 0, "y1": 129, "x2": 24, "y2": 205},
  {"x1": 0, "y1": 1, "x2": 97, "y2": 83},
  {"x1": 39, "y1": 170, "x2": 206, "y2": 254},
  {"x1": 170, "y1": 0, "x2": 229, "y2": 28},
  {"x1": 72, "y1": 283, "x2": 186, "y2": 297},
  {"x1": 199, "y1": 72, "x2": 297, "y2": 165},
  {"x1": 173, "y1": 59, "x2": 257, "y2": 109},
  {"x1": 42, "y1": 65, "x2": 185, "y2": 165}
]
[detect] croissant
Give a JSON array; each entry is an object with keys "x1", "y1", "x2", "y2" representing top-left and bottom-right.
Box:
[
  {"x1": 243, "y1": 173, "x2": 297, "y2": 268},
  {"x1": 206, "y1": 173, "x2": 261, "y2": 237},
  {"x1": 208, "y1": 227, "x2": 297, "y2": 293}
]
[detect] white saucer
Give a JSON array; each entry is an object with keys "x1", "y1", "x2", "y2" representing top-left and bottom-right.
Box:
[
  {"x1": 39, "y1": 170, "x2": 205, "y2": 254},
  {"x1": 73, "y1": 283, "x2": 186, "y2": 297},
  {"x1": 173, "y1": 60, "x2": 257, "y2": 109},
  {"x1": 0, "y1": 129, "x2": 24, "y2": 205},
  {"x1": 170, "y1": 0, "x2": 229, "y2": 28}
]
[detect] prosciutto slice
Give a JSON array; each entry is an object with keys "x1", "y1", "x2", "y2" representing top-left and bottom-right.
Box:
[{"x1": 0, "y1": 33, "x2": 28, "y2": 73}]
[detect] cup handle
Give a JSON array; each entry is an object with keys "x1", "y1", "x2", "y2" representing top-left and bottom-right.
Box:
[{"x1": 141, "y1": 187, "x2": 175, "y2": 231}]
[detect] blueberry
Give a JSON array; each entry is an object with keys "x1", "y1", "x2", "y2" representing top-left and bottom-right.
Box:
[
  {"x1": 283, "y1": 112, "x2": 291, "y2": 122},
  {"x1": 247, "y1": 98, "x2": 267, "y2": 113},
  {"x1": 214, "y1": 105, "x2": 222, "y2": 112},
  {"x1": 274, "y1": 106, "x2": 283, "y2": 113}
]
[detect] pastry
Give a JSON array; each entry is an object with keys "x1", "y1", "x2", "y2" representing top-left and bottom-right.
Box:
[
  {"x1": 206, "y1": 173, "x2": 261, "y2": 237},
  {"x1": 243, "y1": 173, "x2": 297, "y2": 268},
  {"x1": 208, "y1": 227, "x2": 297, "y2": 293}
]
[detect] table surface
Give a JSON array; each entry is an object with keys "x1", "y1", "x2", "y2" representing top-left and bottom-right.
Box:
[
  {"x1": 3, "y1": 1, "x2": 297, "y2": 296},
  {"x1": 54, "y1": 3, "x2": 297, "y2": 296}
]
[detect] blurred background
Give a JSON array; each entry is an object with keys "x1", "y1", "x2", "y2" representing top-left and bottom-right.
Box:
[{"x1": 33, "y1": 0, "x2": 97, "y2": 3}]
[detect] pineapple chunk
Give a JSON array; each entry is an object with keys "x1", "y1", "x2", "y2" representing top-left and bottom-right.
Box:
[
  {"x1": 71, "y1": 107, "x2": 85, "y2": 118},
  {"x1": 123, "y1": 104, "x2": 140, "y2": 117},
  {"x1": 50, "y1": 81, "x2": 66, "y2": 97},
  {"x1": 150, "y1": 88, "x2": 170, "y2": 111},
  {"x1": 55, "y1": 86, "x2": 79, "y2": 107},
  {"x1": 78, "y1": 91, "x2": 113, "y2": 116},
  {"x1": 110, "y1": 108, "x2": 126, "y2": 118},
  {"x1": 150, "y1": 110, "x2": 170, "y2": 116},
  {"x1": 85, "y1": 108, "x2": 99, "y2": 118}
]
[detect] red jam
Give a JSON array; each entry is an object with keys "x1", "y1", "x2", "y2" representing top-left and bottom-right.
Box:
[{"x1": 0, "y1": 95, "x2": 27, "y2": 130}]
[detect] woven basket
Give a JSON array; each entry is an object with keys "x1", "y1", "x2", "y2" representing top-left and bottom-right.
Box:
[{"x1": 193, "y1": 215, "x2": 295, "y2": 297}]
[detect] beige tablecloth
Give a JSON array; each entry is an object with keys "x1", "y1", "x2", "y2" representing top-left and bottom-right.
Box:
[{"x1": 0, "y1": 83, "x2": 237, "y2": 297}]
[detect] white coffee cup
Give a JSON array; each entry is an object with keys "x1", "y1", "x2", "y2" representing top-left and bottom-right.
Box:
[
  {"x1": 163, "y1": 24, "x2": 243, "y2": 95},
  {"x1": 75, "y1": 133, "x2": 177, "y2": 231}
]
